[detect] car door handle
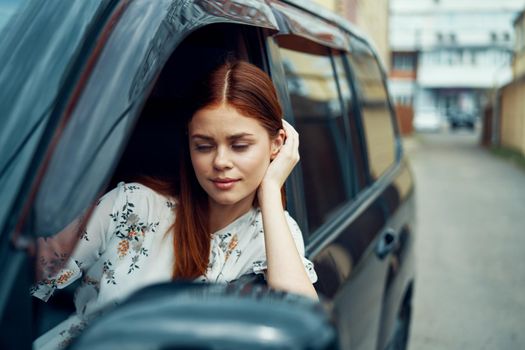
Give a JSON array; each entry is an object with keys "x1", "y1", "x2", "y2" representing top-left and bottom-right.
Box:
[{"x1": 375, "y1": 228, "x2": 398, "y2": 260}]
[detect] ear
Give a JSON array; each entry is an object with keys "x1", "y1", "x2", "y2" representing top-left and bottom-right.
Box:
[{"x1": 270, "y1": 128, "x2": 286, "y2": 160}]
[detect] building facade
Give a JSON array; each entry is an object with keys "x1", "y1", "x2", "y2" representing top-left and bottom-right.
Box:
[
  {"x1": 513, "y1": 9, "x2": 525, "y2": 78},
  {"x1": 312, "y1": 0, "x2": 390, "y2": 69},
  {"x1": 389, "y1": 0, "x2": 525, "y2": 132},
  {"x1": 499, "y1": 7, "x2": 525, "y2": 155}
]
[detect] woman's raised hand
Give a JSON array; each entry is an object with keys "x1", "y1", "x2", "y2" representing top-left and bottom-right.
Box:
[
  {"x1": 259, "y1": 120, "x2": 300, "y2": 194},
  {"x1": 256, "y1": 121, "x2": 319, "y2": 300}
]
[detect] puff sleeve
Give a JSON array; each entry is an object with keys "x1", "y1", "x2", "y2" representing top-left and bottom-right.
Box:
[{"x1": 30, "y1": 185, "x2": 122, "y2": 302}]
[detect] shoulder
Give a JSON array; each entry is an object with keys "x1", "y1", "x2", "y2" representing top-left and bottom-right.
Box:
[
  {"x1": 119, "y1": 182, "x2": 173, "y2": 199},
  {"x1": 102, "y1": 182, "x2": 176, "y2": 214}
]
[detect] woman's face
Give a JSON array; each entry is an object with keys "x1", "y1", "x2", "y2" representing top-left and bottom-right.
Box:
[{"x1": 188, "y1": 103, "x2": 281, "y2": 212}]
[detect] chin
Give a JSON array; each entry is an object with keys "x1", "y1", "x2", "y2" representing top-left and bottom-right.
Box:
[
  {"x1": 208, "y1": 191, "x2": 256, "y2": 208},
  {"x1": 211, "y1": 197, "x2": 240, "y2": 206}
]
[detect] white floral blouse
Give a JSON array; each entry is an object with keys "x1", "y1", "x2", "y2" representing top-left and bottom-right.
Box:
[{"x1": 31, "y1": 182, "x2": 317, "y2": 349}]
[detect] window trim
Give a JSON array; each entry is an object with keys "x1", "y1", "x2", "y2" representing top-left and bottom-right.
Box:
[
  {"x1": 270, "y1": 1, "x2": 349, "y2": 52},
  {"x1": 345, "y1": 35, "x2": 402, "y2": 185},
  {"x1": 268, "y1": 29, "x2": 404, "y2": 243},
  {"x1": 268, "y1": 35, "x2": 361, "y2": 238}
]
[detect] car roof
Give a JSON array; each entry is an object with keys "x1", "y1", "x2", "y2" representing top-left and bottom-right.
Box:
[{"x1": 279, "y1": 0, "x2": 369, "y2": 41}]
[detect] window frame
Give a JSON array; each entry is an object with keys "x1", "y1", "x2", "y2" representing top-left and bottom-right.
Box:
[
  {"x1": 344, "y1": 35, "x2": 402, "y2": 186},
  {"x1": 267, "y1": 34, "x2": 364, "y2": 239}
]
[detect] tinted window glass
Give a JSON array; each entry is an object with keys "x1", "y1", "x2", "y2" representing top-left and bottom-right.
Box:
[
  {"x1": 0, "y1": 0, "x2": 29, "y2": 33},
  {"x1": 347, "y1": 39, "x2": 396, "y2": 179},
  {"x1": 331, "y1": 53, "x2": 367, "y2": 190},
  {"x1": 279, "y1": 46, "x2": 350, "y2": 232},
  {"x1": 0, "y1": 1, "x2": 103, "y2": 235},
  {"x1": 30, "y1": 1, "x2": 173, "y2": 238}
]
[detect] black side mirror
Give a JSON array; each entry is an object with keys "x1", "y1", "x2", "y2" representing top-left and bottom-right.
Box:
[{"x1": 70, "y1": 277, "x2": 337, "y2": 349}]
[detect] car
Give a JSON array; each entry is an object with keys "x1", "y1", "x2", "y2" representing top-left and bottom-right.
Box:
[
  {"x1": 0, "y1": 1, "x2": 416, "y2": 349},
  {"x1": 446, "y1": 108, "x2": 476, "y2": 130},
  {"x1": 413, "y1": 107, "x2": 443, "y2": 132}
]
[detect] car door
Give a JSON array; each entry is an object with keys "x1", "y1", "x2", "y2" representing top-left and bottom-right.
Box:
[
  {"x1": 0, "y1": 1, "x2": 281, "y2": 348},
  {"x1": 265, "y1": 4, "x2": 395, "y2": 349},
  {"x1": 345, "y1": 37, "x2": 416, "y2": 350},
  {"x1": 340, "y1": 34, "x2": 414, "y2": 350}
]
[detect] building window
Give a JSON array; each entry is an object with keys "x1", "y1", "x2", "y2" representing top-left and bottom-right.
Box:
[
  {"x1": 395, "y1": 95, "x2": 412, "y2": 106},
  {"x1": 470, "y1": 50, "x2": 477, "y2": 65},
  {"x1": 392, "y1": 53, "x2": 415, "y2": 71},
  {"x1": 490, "y1": 32, "x2": 498, "y2": 42}
]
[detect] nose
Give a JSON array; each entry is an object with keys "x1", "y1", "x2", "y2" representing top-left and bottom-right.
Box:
[{"x1": 213, "y1": 146, "x2": 233, "y2": 170}]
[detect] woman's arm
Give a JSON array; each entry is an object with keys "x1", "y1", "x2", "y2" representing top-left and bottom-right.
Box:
[
  {"x1": 31, "y1": 185, "x2": 120, "y2": 301},
  {"x1": 258, "y1": 121, "x2": 318, "y2": 300}
]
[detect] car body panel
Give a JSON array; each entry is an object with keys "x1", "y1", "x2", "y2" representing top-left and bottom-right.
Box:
[{"x1": 447, "y1": 108, "x2": 476, "y2": 130}]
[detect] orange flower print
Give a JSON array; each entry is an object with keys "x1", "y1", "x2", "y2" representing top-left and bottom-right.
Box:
[
  {"x1": 224, "y1": 234, "x2": 238, "y2": 262},
  {"x1": 129, "y1": 231, "x2": 137, "y2": 239},
  {"x1": 56, "y1": 270, "x2": 73, "y2": 285},
  {"x1": 118, "y1": 240, "x2": 130, "y2": 258}
]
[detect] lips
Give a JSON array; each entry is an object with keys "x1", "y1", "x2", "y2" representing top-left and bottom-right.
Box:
[{"x1": 211, "y1": 178, "x2": 239, "y2": 190}]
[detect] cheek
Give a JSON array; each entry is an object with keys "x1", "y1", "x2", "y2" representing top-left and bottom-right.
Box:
[
  {"x1": 238, "y1": 149, "x2": 271, "y2": 175},
  {"x1": 189, "y1": 152, "x2": 208, "y2": 177}
]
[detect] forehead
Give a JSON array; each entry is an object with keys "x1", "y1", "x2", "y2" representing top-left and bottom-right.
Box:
[{"x1": 189, "y1": 104, "x2": 266, "y2": 136}]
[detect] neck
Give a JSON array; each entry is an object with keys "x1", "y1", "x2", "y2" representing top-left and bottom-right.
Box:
[{"x1": 208, "y1": 195, "x2": 255, "y2": 233}]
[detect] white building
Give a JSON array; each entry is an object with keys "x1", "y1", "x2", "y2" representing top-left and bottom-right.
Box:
[{"x1": 389, "y1": 0, "x2": 525, "y2": 124}]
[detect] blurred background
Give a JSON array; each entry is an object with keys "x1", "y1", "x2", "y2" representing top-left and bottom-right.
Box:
[{"x1": 311, "y1": 0, "x2": 525, "y2": 349}]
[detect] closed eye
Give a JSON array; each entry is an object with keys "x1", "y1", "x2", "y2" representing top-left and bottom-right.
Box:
[
  {"x1": 194, "y1": 144, "x2": 214, "y2": 152},
  {"x1": 232, "y1": 143, "x2": 250, "y2": 151}
]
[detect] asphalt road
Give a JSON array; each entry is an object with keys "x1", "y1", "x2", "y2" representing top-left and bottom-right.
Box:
[{"x1": 404, "y1": 129, "x2": 525, "y2": 350}]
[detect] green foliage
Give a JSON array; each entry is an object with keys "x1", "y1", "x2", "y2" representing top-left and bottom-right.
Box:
[{"x1": 490, "y1": 146, "x2": 525, "y2": 172}]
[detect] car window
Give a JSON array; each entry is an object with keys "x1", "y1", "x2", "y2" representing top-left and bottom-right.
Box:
[
  {"x1": 0, "y1": 0, "x2": 29, "y2": 34},
  {"x1": 27, "y1": 1, "x2": 178, "y2": 238},
  {"x1": 347, "y1": 38, "x2": 397, "y2": 180},
  {"x1": 278, "y1": 46, "x2": 351, "y2": 233},
  {"x1": 29, "y1": 16, "x2": 266, "y2": 239},
  {"x1": 331, "y1": 52, "x2": 368, "y2": 192},
  {"x1": 0, "y1": 0, "x2": 104, "y2": 236}
]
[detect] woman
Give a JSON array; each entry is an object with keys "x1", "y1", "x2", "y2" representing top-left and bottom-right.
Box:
[{"x1": 31, "y1": 61, "x2": 318, "y2": 349}]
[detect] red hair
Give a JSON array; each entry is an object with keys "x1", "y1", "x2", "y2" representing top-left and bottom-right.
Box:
[{"x1": 145, "y1": 61, "x2": 284, "y2": 280}]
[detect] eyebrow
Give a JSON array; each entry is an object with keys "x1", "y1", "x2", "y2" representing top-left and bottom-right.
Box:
[{"x1": 190, "y1": 133, "x2": 254, "y2": 141}]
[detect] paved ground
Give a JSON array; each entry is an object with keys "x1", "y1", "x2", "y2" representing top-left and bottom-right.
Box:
[{"x1": 404, "y1": 129, "x2": 525, "y2": 350}]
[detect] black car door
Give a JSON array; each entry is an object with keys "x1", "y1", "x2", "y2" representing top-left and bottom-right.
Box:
[
  {"x1": 266, "y1": 4, "x2": 399, "y2": 349},
  {"x1": 345, "y1": 38, "x2": 416, "y2": 350}
]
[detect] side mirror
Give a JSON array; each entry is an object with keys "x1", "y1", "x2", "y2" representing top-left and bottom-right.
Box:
[{"x1": 70, "y1": 278, "x2": 337, "y2": 349}]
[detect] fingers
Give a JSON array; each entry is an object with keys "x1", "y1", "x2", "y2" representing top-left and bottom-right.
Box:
[
  {"x1": 282, "y1": 119, "x2": 298, "y2": 140},
  {"x1": 261, "y1": 120, "x2": 300, "y2": 188},
  {"x1": 281, "y1": 119, "x2": 300, "y2": 163}
]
